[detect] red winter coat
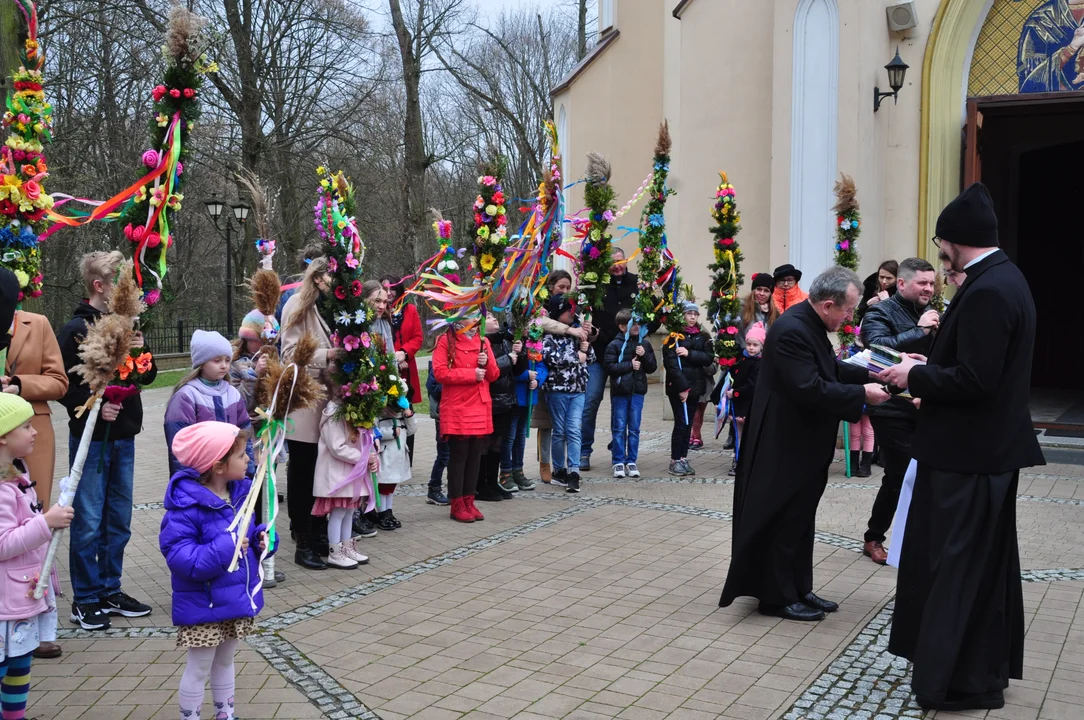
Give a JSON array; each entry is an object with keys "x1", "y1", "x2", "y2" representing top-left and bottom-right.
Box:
[
  {"x1": 392, "y1": 303, "x2": 424, "y2": 404},
  {"x1": 432, "y1": 330, "x2": 499, "y2": 437}
]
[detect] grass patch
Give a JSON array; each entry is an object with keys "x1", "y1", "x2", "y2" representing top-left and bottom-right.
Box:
[
  {"x1": 145, "y1": 369, "x2": 186, "y2": 390},
  {"x1": 415, "y1": 367, "x2": 430, "y2": 417}
]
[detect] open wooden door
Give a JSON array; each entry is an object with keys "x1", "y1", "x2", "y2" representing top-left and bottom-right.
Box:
[{"x1": 963, "y1": 98, "x2": 983, "y2": 185}]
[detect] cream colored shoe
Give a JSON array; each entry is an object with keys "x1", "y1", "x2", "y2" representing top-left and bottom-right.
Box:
[
  {"x1": 344, "y1": 538, "x2": 369, "y2": 565},
  {"x1": 327, "y1": 542, "x2": 359, "y2": 569}
]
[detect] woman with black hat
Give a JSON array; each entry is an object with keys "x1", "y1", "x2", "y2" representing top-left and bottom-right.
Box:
[{"x1": 772, "y1": 264, "x2": 808, "y2": 313}]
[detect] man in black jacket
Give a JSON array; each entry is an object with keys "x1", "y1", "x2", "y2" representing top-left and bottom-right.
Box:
[
  {"x1": 57, "y1": 252, "x2": 157, "y2": 632},
  {"x1": 719, "y1": 267, "x2": 889, "y2": 621},
  {"x1": 858, "y1": 257, "x2": 938, "y2": 564},
  {"x1": 879, "y1": 183, "x2": 1045, "y2": 712},
  {"x1": 581, "y1": 247, "x2": 638, "y2": 470}
]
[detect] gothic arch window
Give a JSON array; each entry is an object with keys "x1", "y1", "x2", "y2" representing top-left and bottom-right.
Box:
[{"x1": 789, "y1": 0, "x2": 839, "y2": 279}]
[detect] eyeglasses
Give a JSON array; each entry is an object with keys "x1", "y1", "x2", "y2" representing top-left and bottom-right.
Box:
[
  {"x1": 777, "y1": 277, "x2": 797, "y2": 286},
  {"x1": 932, "y1": 236, "x2": 943, "y2": 248}
]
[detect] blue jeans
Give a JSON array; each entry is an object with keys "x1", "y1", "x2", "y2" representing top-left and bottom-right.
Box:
[
  {"x1": 501, "y1": 406, "x2": 529, "y2": 472},
  {"x1": 68, "y1": 437, "x2": 135, "y2": 605},
  {"x1": 610, "y1": 394, "x2": 645, "y2": 465},
  {"x1": 579, "y1": 361, "x2": 607, "y2": 461},
  {"x1": 429, "y1": 419, "x2": 450, "y2": 491},
  {"x1": 547, "y1": 391, "x2": 585, "y2": 472}
]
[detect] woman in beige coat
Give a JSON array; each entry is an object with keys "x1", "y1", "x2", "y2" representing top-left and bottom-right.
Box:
[{"x1": 280, "y1": 258, "x2": 337, "y2": 570}]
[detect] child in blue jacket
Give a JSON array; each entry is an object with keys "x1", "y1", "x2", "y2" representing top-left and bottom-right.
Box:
[{"x1": 161, "y1": 421, "x2": 276, "y2": 720}]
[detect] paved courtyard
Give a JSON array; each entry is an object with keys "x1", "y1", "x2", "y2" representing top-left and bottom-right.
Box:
[{"x1": 29, "y1": 384, "x2": 1084, "y2": 720}]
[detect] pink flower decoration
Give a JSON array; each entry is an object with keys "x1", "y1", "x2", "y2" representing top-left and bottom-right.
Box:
[
  {"x1": 345, "y1": 254, "x2": 359, "y2": 270},
  {"x1": 176, "y1": 162, "x2": 184, "y2": 176},
  {"x1": 141, "y1": 150, "x2": 160, "y2": 168},
  {"x1": 29, "y1": 289, "x2": 42, "y2": 299},
  {"x1": 327, "y1": 257, "x2": 338, "y2": 272},
  {"x1": 726, "y1": 326, "x2": 738, "y2": 335},
  {"x1": 360, "y1": 332, "x2": 371, "y2": 348},
  {"x1": 342, "y1": 384, "x2": 353, "y2": 397},
  {"x1": 343, "y1": 335, "x2": 359, "y2": 352},
  {"x1": 589, "y1": 247, "x2": 601, "y2": 259},
  {"x1": 482, "y1": 175, "x2": 497, "y2": 186},
  {"x1": 602, "y1": 210, "x2": 615, "y2": 223},
  {"x1": 379, "y1": 365, "x2": 386, "y2": 371},
  {"x1": 839, "y1": 240, "x2": 850, "y2": 251},
  {"x1": 145, "y1": 289, "x2": 161, "y2": 306},
  {"x1": 330, "y1": 333, "x2": 341, "y2": 347}
]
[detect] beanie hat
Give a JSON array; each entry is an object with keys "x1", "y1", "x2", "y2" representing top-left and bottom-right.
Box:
[
  {"x1": 744, "y1": 321, "x2": 767, "y2": 346},
  {"x1": 0, "y1": 394, "x2": 33, "y2": 438},
  {"x1": 682, "y1": 301, "x2": 700, "y2": 314},
  {"x1": 239, "y1": 309, "x2": 279, "y2": 343},
  {"x1": 171, "y1": 421, "x2": 240, "y2": 474},
  {"x1": 750, "y1": 273, "x2": 776, "y2": 290},
  {"x1": 935, "y1": 182, "x2": 999, "y2": 248},
  {"x1": 190, "y1": 330, "x2": 233, "y2": 369},
  {"x1": 546, "y1": 293, "x2": 575, "y2": 320}
]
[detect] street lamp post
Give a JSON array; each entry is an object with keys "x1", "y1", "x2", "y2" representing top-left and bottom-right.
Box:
[{"x1": 204, "y1": 196, "x2": 250, "y2": 333}]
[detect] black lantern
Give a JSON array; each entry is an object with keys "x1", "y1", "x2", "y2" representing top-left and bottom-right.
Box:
[
  {"x1": 231, "y1": 203, "x2": 250, "y2": 223},
  {"x1": 203, "y1": 196, "x2": 224, "y2": 220},
  {"x1": 874, "y1": 47, "x2": 909, "y2": 112}
]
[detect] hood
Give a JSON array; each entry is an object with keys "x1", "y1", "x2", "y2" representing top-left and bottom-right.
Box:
[
  {"x1": 72, "y1": 299, "x2": 103, "y2": 323},
  {"x1": 164, "y1": 467, "x2": 249, "y2": 511}
]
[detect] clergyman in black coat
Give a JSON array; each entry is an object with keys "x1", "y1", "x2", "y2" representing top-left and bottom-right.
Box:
[
  {"x1": 719, "y1": 267, "x2": 889, "y2": 622},
  {"x1": 878, "y1": 182, "x2": 1045, "y2": 713}
]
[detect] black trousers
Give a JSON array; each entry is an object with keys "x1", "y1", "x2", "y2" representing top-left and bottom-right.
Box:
[
  {"x1": 285, "y1": 440, "x2": 319, "y2": 542},
  {"x1": 448, "y1": 436, "x2": 485, "y2": 499},
  {"x1": 866, "y1": 415, "x2": 915, "y2": 543},
  {"x1": 668, "y1": 394, "x2": 691, "y2": 460}
]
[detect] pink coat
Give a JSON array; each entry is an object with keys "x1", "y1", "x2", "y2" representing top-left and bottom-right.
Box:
[
  {"x1": 0, "y1": 473, "x2": 52, "y2": 621},
  {"x1": 314, "y1": 402, "x2": 372, "y2": 501}
]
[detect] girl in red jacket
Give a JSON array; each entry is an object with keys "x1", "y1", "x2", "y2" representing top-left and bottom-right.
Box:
[{"x1": 432, "y1": 319, "x2": 499, "y2": 522}]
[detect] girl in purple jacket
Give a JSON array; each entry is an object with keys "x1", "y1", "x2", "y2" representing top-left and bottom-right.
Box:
[
  {"x1": 0, "y1": 394, "x2": 73, "y2": 720},
  {"x1": 165, "y1": 330, "x2": 254, "y2": 477},
  {"x1": 162, "y1": 421, "x2": 275, "y2": 720}
]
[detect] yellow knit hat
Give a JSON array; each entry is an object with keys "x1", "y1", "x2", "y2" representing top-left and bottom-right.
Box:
[{"x1": 0, "y1": 394, "x2": 34, "y2": 438}]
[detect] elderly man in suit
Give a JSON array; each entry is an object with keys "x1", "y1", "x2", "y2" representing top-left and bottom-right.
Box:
[{"x1": 879, "y1": 183, "x2": 1045, "y2": 712}]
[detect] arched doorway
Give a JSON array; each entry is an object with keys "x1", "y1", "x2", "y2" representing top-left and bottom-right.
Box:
[{"x1": 922, "y1": 0, "x2": 1084, "y2": 430}]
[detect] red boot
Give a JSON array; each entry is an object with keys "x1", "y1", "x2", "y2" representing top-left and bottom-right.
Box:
[
  {"x1": 464, "y1": 495, "x2": 484, "y2": 522},
  {"x1": 450, "y1": 497, "x2": 474, "y2": 523}
]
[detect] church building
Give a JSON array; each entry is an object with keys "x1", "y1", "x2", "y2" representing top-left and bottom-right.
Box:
[{"x1": 552, "y1": 0, "x2": 1083, "y2": 428}]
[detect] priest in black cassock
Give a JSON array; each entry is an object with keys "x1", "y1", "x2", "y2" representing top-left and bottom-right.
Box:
[
  {"x1": 878, "y1": 182, "x2": 1045, "y2": 713},
  {"x1": 719, "y1": 267, "x2": 890, "y2": 621}
]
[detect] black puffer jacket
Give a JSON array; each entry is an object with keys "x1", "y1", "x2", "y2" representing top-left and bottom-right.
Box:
[
  {"x1": 604, "y1": 335, "x2": 658, "y2": 396},
  {"x1": 486, "y1": 328, "x2": 526, "y2": 415},
  {"x1": 860, "y1": 293, "x2": 936, "y2": 419},
  {"x1": 662, "y1": 328, "x2": 714, "y2": 398}
]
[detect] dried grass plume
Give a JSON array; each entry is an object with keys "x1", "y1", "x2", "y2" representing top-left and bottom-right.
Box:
[
  {"x1": 235, "y1": 168, "x2": 276, "y2": 243},
  {"x1": 255, "y1": 333, "x2": 325, "y2": 420},
  {"x1": 832, "y1": 174, "x2": 859, "y2": 214},
  {"x1": 585, "y1": 152, "x2": 612, "y2": 186},
  {"x1": 250, "y1": 270, "x2": 281, "y2": 320},
  {"x1": 72, "y1": 262, "x2": 145, "y2": 396},
  {"x1": 166, "y1": 3, "x2": 208, "y2": 64},
  {"x1": 655, "y1": 121, "x2": 672, "y2": 157}
]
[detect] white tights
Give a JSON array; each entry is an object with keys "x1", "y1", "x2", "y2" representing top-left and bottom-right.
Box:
[
  {"x1": 179, "y1": 639, "x2": 238, "y2": 720},
  {"x1": 328, "y1": 507, "x2": 353, "y2": 545}
]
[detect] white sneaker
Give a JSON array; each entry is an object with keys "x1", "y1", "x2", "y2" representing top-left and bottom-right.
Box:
[
  {"x1": 327, "y1": 542, "x2": 359, "y2": 569},
  {"x1": 626, "y1": 463, "x2": 640, "y2": 478},
  {"x1": 612, "y1": 464, "x2": 626, "y2": 479},
  {"x1": 343, "y1": 538, "x2": 369, "y2": 565}
]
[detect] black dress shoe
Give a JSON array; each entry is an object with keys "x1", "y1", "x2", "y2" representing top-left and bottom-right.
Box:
[
  {"x1": 294, "y1": 545, "x2": 328, "y2": 570},
  {"x1": 917, "y1": 689, "x2": 1004, "y2": 711},
  {"x1": 801, "y1": 592, "x2": 839, "y2": 613},
  {"x1": 758, "y1": 602, "x2": 825, "y2": 621},
  {"x1": 375, "y1": 510, "x2": 398, "y2": 531}
]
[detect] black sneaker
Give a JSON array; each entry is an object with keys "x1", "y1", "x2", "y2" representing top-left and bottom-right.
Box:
[
  {"x1": 102, "y1": 591, "x2": 152, "y2": 618},
  {"x1": 70, "y1": 601, "x2": 111, "y2": 630},
  {"x1": 352, "y1": 512, "x2": 377, "y2": 538},
  {"x1": 551, "y1": 468, "x2": 568, "y2": 488},
  {"x1": 426, "y1": 489, "x2": 450, "y2": 506},
  {"x1": 566, "y1": 472, "x2": 581, "y2": 494}
]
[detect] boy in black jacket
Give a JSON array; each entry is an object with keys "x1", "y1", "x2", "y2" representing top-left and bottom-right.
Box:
[
  {"x1": 663, "y1": 302, "x2": 715, "y2": 476},
  {"x1": 604, "y1": 309, "x2": 657, "y2": 478}
]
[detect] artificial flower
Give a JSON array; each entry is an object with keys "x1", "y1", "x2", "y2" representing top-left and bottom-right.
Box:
[
  {"x1": 12, "y1": 269, "x2": 28, "y2": 287},
  {"x1": 602, "y1": 210, "x2": 615, "y2": 223},
  {"x1": 336, "y1": 311, "x2": 352, "y2": 326},
  {"x1": 583, "y1": 272, "x2": 599, "y2": 283},
  {"x1": 481, "y1": 175, "x2": 496, "y2": 186},
  {"x1": 480, "y1": 254, "x2": 496, "y2": 271},
  {"x1": 387, "y1": 384, "x2": 399, "y2": 397},
  {"x1": 351, "y1": 279, "x2": 363, "y2": 297},
  {"x1": 142, "y1": 150, "x2": 159, "y2": 168},
  {"x1": 152, "y1": 85, "x2": 167, "y2": 101},
  {"x1": 345, "y1": 254, "x2": 359, "y2": 269},
  {"x1": 354, "y1": 309, "x2": 368, "y2": 325},
  {"x1": 335, "y1": 285, "x2": 347, "y2": 300},
  {"x1": 343, "y1": 335, "x2": 359, "y2": 351},
  {"x1": 327, "y1": 256, "x2": 338, "y2": 272},
  {"x1": 485, "y1": 204, "x2": 498, "y2": 217},
  {"x1": 134, "y1": 353, "x2": 154, "y2": 374},
  {"x1": 492, "y1": 191, "x2": 505, "y2": 204},
  {"x1": 477, "y1": 226, "x2": 490, "y2": 240},
  {"x1": 145, "y1": 289, "x2": 161, "y2": 306},
  {"x1": 22, "y1": 181, "x2": 40, "y2": 201},
  {"x1": 360, "y1": 332, "x2": 371, "y2": 348},
  {"x1": 183, "y1": 88, "x2": 195, "y2": 99},
  {"x1": 156, "y1": 113, "x2": 169, "y2": 127}
]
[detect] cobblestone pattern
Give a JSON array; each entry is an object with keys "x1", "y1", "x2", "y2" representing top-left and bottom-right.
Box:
[
  {"x1": 248, "y1": 634, "x2": 380, "y2": 720},
  {"x1": 782, "y1": 602, "x2": 925, "y2": 720}
]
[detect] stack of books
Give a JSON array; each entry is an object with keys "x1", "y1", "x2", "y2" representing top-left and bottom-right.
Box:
[{"x1": 844, "y1": 344, "x2": 904, "y2": 373}]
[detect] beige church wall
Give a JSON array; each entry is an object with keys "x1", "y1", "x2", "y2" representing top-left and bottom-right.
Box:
[
  {"x1": 552, "y1": 0, "x2": 666, "y2": 272},
  {"x1": 673, "y1": 0, "x2": 777, "y2": 302}
]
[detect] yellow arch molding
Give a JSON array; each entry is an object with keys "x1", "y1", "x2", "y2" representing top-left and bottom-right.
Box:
[{"x1": 918, "y1": 0, "x2": 989, "y2": 261}]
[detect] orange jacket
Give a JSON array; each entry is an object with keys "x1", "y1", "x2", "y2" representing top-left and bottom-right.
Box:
[{"x1": 773, "y1": 285, "x2": 808, "y2": 314}]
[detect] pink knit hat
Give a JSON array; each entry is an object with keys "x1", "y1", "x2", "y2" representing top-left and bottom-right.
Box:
[
  {"x1": 172, "y1": 421, "x2": 240, "y2": 473},
  {"x1": 745, "y1": 322, "x2": 767, "y2": 346}
]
